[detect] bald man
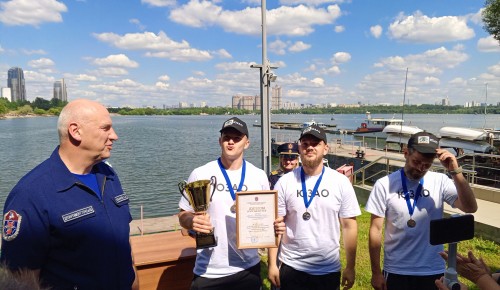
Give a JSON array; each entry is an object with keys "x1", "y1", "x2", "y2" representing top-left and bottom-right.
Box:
[{"x1": 1, "y1": 99, "x2": 138, "y2": 290}]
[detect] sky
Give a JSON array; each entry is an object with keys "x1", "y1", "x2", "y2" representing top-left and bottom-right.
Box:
[{"x1": 0, "y1": 0, "x2": 499, "y2": 108}]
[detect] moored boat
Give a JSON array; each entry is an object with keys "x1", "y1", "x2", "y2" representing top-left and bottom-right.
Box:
[
  {"x1": 439, "y1": 137, "x2": 496, "y2": 154},
  {"x1": 382, "y1": 124, "x2": 423, "y2": 135},
  {"x1": 439, "y1": 126, "x2": 489, "y2": 141},
  {"x1": 353, "y1": 112, "x2": 404, "y2": 138}
]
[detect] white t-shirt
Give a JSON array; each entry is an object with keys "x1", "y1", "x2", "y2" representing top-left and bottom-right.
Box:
[
  {"x1": 365, "y1": 169, "x2": 458, "y2": 275},
  {"x1": 178, "y1": 159, "x2": 270, "y2": 278},
  {"x1": 275, "y1": 166, "x2": 361, "y2": 275}
]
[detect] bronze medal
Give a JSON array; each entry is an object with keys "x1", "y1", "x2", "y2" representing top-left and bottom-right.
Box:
[
  {"x1": 407, "y1": 219, "x2": 416, "y2": 228},
  {"x1": 302, "y1": 212, "x2": 311, "y2": 221},
  {"x1": 230, "y1": 204, "x2": 236, "y2": 214}
]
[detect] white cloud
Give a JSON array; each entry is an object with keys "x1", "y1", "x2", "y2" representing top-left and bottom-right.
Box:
[
  {"x1": 477, "y1": 36, "x2": 500, "y2": 52},
  {"x1": 74, "y1": 74, "x2": 97, "y2": 81},
  {"x1": 158, "y1": 75, "x2": 170, "y2": 81},
  {"x1": 289, "y1": 41, "x2": 311, "y2": 53},
  {"x1": 94, "y1": 31, "x2": 213, "y2": 62},
  {"x1": 331, "y1": 51, "x2": 351, "y2": 63},
  {"x1": 488, "y1": 62, "x2": 500, "y2": 76},
  {"x1": 95, "y1": 67, "x2": 130, "y2": 77},
  {"x1": 22, "y1": 49, "x2": 47, "y2": 55},
  {"x1": 92, "y1": 54, "x2": 139, "y2": 68},
  {"x1": 370, "y1": 25, "x2": 382, "y2": 39},
  {"x1": 141, "y1": 0, "x2": 175, "y2": 7},
  {"x1": 334, "y1": 25, "x2": 344, "y2": 33},
  {"x1": 423, "y1": 76, "x2": 440, "y2": 85},
  {"x1": 214, "y1": 49, "x2": 232, "y2": 59},
  {"x1": 215, "y1": 61, "x2": 255, "y2": 71},
  {"x1": 388, "y1": 11, "x2": 475, "y2": 43},
  {"x1": 0, "y1": 0, "x2": 67, "y2": 27},
  {"x1": 376, "y1": 46, "x2": 468, "y2": 75},
  {"x1": 269, "y1": 39, "x2": 288, "y2": 55},
  {"x1": 28, "y1": 58, "x2": 55, "y2": 68},
  {"x1": 327, "y1": 65, "x2": 340, "y2": 74},
  {"x1": 280, "y1": 0, "x2": 345, "y2": 5},
  {"x1": 311, "y1": 77, "x2": 325, "y2": 86},
  {"x1": 169, "y1": 2, "x2": 342, "y2": 37},
  {"x1": 129, "y1": 18, "x2": 146, "y2": 31}
]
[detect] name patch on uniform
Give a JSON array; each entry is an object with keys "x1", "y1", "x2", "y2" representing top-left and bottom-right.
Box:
[
  {"x1": 62, "y1": 206, "x2": 95, "y2": 223},
  {"x1": 3, "y1": 210, "x2": 22, "y2": 241},
  {"x1": 114, "y1": 193, "x2": 129, "y2": 205}
]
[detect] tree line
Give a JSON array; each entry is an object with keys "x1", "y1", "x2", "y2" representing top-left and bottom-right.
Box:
[{"x1": 1, "y1": 97, "x2": 499, "y2": 117}]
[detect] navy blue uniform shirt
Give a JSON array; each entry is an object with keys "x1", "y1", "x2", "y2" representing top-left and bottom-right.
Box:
[{"x1": 1, "y1": 147, "x2": 135, "y2": 290}]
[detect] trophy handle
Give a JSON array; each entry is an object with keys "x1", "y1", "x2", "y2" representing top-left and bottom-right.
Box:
[
  {"x1": 210, "y1": 176, "x2": 217, "y2": 201},
  {"x1": 178, "y1": 180, "x2": 190, "y2": 202}
]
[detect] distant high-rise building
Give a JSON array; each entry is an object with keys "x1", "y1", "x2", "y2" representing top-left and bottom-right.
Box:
[
  {"x1": 1, "y1": 87, "x2": 12, "y2": 102},
  {"x1": 271, "y1": 85, "x2": 282, "y2": 110},
  {"x1": 7, "y1": 67, "x2": 26, "y2": 102},
  {"x1": 53, "y1": 78, "x2": 68, "y2": 102},
  {"x1": 232, "y1": 95, "x2": 260, "y2": 110}
]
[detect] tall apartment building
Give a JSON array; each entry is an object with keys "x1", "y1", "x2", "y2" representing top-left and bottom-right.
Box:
[
  {"x1": 271, "y1": 85, "x2": 282, "y2": 110},
  {"x1": 7, "y1": 67, "x2": 26, "y2": 102},
  {"x1": 231, "y1": 95, "x2": 260, "y2": 111},
  {"x1": 53, "y1": 78, "x2": 68, "y2": 102}
]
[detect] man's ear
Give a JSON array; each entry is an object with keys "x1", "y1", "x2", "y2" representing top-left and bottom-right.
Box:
[{"x1": 68, "y1": 122, "x2": 82, "y2": 141}]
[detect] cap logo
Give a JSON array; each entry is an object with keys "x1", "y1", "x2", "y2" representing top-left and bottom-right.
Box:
[
  {"x1": 3, "y1": 210, "x2": 22, "y2": 241},
  {"x1": 303, "y1": 126, "x2": 320, "y2": 134},
  {"x1": 224, "y1": 119, "x2": 235, "y2": 127},
  {"x1": 224, "y1": 119, "x2": 244, "y2": 128},
  {"x1": 417, "y1": 136, "x2": 430, "y2": 144}
]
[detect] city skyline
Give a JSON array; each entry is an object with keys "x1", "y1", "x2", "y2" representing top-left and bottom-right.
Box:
[{"x1": 0, "y1": 0, "x2": 499, "y2": 108}]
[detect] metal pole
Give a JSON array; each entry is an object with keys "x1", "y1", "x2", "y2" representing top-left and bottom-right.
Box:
[{"x1": 260, "y1": 0, "x2": 271, "y2": 175}]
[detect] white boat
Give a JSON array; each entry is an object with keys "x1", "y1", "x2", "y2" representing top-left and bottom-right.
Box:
[
  {"x1": 383, "y1": 125, "x2": 423, "y2": 135},
  {"x1": 302, "y1": 120, "x2": 327, "y2": 129},
  {"x1": 439, "y1": 126, "x2": 489, "y2": 141},
  {"x1": 439, "y1": 137, "x2": 495, "y2": 154},
  {"x1": 353, "y1": 112, "x2": 404, "y2": 138}
]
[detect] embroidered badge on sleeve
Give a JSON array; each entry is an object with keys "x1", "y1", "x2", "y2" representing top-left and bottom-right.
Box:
[{"x1": 3, "y1": 210, "x2": 22, "y2": 241}]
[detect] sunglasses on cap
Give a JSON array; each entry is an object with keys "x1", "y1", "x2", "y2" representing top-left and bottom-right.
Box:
[{"x1": 281, "y1": 155, "x2": 298, "y2": 160}]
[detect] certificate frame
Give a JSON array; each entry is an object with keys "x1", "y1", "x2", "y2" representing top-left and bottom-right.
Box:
[{"x1": 236, "y1": 190, "x2": 278, "y2": 249}]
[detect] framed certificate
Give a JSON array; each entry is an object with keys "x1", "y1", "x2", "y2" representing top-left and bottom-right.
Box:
[{"x1": 236, "y1": 190, "x2": 278, "y2": 249}]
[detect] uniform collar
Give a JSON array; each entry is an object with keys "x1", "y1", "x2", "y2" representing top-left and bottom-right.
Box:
[{"x1": 49, "y1": 146, "x2": 114, "y2": 193}]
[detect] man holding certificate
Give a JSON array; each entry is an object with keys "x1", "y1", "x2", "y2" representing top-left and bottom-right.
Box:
[
  {"x1": 178, "y1": 117, "x2": 269, "y2": 290},
  {"x1": 269, "y1": 124, "x2": 361, "y2": 290}
]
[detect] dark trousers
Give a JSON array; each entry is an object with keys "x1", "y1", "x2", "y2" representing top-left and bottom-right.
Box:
[
  {"x1": 190, "y1": 262, "x2": 261, "y2": 290},
  {"x1": 279, "y1": 263, "x2": 340, "y2": 290},
  {"x1": 384, "y1": 270, "x2": 443, "y2": 290}
]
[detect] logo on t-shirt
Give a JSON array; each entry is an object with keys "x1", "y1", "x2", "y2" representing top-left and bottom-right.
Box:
[{"x1": 3, "y1": 210, "x2": 22, "y2": 241}]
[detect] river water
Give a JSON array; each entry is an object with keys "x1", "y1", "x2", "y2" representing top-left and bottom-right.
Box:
[{"x1": 1, "y1": 113, "x2": 499, "y2": 218}]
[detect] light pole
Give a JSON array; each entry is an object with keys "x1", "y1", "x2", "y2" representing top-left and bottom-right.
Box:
[{"x1": 250, "y1": 0, "x2": 279, "y2": 175}]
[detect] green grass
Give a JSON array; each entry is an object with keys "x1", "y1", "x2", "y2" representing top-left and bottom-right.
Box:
[{"x1": 260, "y1": 207, "x2": 500, "y2": 290}]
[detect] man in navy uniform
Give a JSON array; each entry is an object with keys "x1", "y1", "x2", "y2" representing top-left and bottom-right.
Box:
[
  {"x1": 1, "y1": 99, "x2": 138, "y2": 290},
  {"x1": 269, "y1": 142, "x2": 300, "y2": 189}
]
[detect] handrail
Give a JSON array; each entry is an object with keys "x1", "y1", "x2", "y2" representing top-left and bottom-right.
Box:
[{"x1": 351, "y1": 155, "x2": 478, "y2": 187}]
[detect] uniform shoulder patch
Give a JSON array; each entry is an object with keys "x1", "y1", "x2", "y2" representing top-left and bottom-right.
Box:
[{"x1": 3, "y1": 210, "x2": 22, "y2": 241}]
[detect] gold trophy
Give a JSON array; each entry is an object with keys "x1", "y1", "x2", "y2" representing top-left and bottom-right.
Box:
[{"x1": 178, "y1": 176, "x2": 217, "y2": 249}]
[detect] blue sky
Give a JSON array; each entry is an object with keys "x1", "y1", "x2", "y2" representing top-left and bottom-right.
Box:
[{"x1": 0, "y1": 0, "x2": 499, "y2": 108}]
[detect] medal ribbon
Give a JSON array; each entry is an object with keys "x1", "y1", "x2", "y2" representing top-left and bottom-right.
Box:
[
  {"x1": 300, "y1": 166, "x2": 325, "y2": 210},
  {"x1": 217, "y1": 157, "x2": 246, "y2": 201},
  {"x1": 400, "y1": 169, "x2": 423, "y2": 218}
]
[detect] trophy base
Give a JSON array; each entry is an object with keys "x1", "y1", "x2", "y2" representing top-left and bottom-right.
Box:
[{"x1": 196, "y1": 232, "x2": 217, "y2": 249}]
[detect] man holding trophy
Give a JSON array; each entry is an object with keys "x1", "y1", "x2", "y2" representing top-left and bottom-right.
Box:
[{"x1": 178, "y1": 117, "x2": 270, "y2": 290}]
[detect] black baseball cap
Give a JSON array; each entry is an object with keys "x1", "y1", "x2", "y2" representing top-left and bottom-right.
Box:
[
  {"x1": 220, "y1": 117, "x2": 248, "y2": 137},
  {"x1": 299, "y1": 124, "x2": 327, "y2": 143},
  {"x1": 277, "y1": 142, "x2": 299, "y2": 155},
  {"x1": 408, "y1": 132, "x2": 439, "y2": 154}
]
